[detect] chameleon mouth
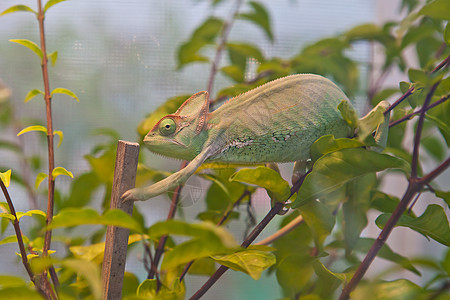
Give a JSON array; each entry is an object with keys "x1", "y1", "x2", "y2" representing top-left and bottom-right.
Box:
[{"x1": 143, "y1": 136, "x2": 187, "y2": 148}]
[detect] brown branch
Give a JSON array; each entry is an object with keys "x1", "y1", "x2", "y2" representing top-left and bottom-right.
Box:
[
  {"x1": 255, "y1": 214, "x2": 304, "y2": 246},
  {"x1": 430, "y1": 53, "x2": 450, "y2": 74},
  {"x1": 0, "y1": 180, "x2": 35, "y2": 283},
  {"x1": 411, "y1": 82, "x2": 439, "y2": 178},
  {"x1": 206, "y1": 0, "x2": 245, "y2": 96},
  {"x1": 338, "y1": 81, "x2": 441, "y2": 300},
  {"x1": 389, "y1": 94, "x2": 450, "y2": 128},
  {"x1": 189, "y1": 169, "x2": 312, "y2": 299},
  {"x1": 384, "y1": 86, "x2": 414, "y2": 116}
]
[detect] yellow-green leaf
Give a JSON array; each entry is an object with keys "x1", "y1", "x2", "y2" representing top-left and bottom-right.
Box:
[
  {"x1": 53, "y1": 130, "x2": 63, "y2": 147},
  {"x1": 52, "y1": 167, "x2": 73, "y2": 179},
  {"x1": 49, "y1": 207, "x2": 143, "y2": 233},
  {"x1": 9, "y1": 39, "x2": 43, "y2": 60},
  {"x1": 0, "y1": 169, "x2": 12, "y2": 187},
  {"x1": 0, "y1": 213, "x2": 15, "y2": 221},
  {"x1": 47, "y1": 51, "x2": 58, "y2": 66},
  {"x1": 35, "y1": 172, "x2": 48, "y2": 189},
  {"x1": 211, "y1": 249, "x2": 276, "y2": 280},
  {"x1": 24, "y1": 89, "x2": 44, "y2": 103},
  {"x1": 44, "y1": 0, "x2": 67, "y2": 13},
  {"x1": 16, "y1": 210, "x2": 46, "y2": 221},
  {"x1": 0, "y1": 5, "x2": 36, "y2": 16},
  {"x1": 51, "y1": 88, "x2": 79, "y2": 102},
  {"x1": 230, "y1": 166, "x2": 290, "y2": 202},
  {"x1": 17, "y1": 125, "x2": 47, "y2": 136}
]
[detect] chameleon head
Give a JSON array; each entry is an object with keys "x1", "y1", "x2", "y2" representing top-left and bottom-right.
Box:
[{"x1": 143, "y1": 91, "x2": 210, "y2": 161}]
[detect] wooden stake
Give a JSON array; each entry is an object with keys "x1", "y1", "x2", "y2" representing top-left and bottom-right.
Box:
[{"x1": 102, "y1": 140, "x2": 139, "y2": 300}]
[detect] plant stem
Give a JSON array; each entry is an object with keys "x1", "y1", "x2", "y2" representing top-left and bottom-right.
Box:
[{"x1": 37, "y1": 0, "x2": 60, "y2": 295}]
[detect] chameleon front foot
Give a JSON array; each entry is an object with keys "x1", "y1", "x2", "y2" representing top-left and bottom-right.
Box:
[{"x1": 121, "y1": 188, "x2": 149, "y2": 202}]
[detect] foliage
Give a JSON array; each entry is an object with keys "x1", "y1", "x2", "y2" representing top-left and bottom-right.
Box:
[{"x1": 0, "y1": 0, "x2": 449, "y2": 300}]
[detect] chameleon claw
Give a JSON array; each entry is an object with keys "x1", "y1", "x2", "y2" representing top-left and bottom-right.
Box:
[{"x1": 121, "y1": 188, "x2": 146, "y2": 202}]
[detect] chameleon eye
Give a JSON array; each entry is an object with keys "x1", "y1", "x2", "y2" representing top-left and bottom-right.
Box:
[{"x1": 159, "y1": 118, "x2": 176, "y2": 136}]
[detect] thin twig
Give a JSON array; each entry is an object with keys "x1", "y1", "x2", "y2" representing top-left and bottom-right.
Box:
[
  {"x1": 389, "y1": 94, "x2": 450, "y2": 128},
  {"x1": 411, "y1": 82, "x2": 439, "y2": 178},
  {"x1": 0, "y1": 181, "x2": 35, "y2": 283},
  {"x1": 255, "y1": 214, "x2": 304, "y2": 246}
]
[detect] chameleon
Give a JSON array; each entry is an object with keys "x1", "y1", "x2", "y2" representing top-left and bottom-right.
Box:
[{"x1": 122, "y1": 74, "x2": 389, "y2": 202}]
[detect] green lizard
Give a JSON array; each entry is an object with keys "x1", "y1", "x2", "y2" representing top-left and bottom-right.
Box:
[{"x1": 122, "y1": 74, "x2": 389, "y2": 202}]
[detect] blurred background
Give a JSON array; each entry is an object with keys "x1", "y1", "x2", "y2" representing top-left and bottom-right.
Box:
[{"x1": 1, "y1": 0, "x2": 448, "y2": 299}]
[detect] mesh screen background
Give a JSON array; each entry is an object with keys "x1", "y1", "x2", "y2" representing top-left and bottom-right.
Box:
[{"x1": 0, "y1": 1, "x2": 378, "y2": 298}]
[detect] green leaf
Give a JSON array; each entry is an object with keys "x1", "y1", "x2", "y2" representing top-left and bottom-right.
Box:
[
  {"x1": 419, "y1": 0, "x2": 450, "y2": 20},
  {"x1": 230, "y1": 166, "x2": 290, "y2": 202},
  {"x1": 292, "y1": 148, "x2": 410, "y2": 208},
  {"x1": 276, "y1": 253, "x2": 315, "y2": 294},
  {"x1": 35, "y1": 172, "x2": 48, "y2": 189},
  {"x1": 342, "y1": 174, "x2": 376, "y2": 252},
  {"x1": 137, "y1": 278, "x2": 185, "y2": 300},
  {"x1": 0, "y1": 286, "x2": 43, "y2": 299},
  {"x1": 0, "y1": 235, "x2": 30, "y2": 246},
  {"x1": 51, "y1": 88, "x2": 79, "y2": 102},
  {"x1": 221, "y1": 65, "x2": 244, "y2": 82},
  {"x1": 312, "y1": 260, "x2": 346, "y2": 297},
  {"x1": 24, "y1": 89, "x2": 44, "y2": 103},
  {"x1": 211, "y1": 249, "x2": 276, "y2": 280},
  {"x1": 17, "y1": 125, "x2": 47, "y2": 136},
  {"x1": 52, "y1": 166, "x2": 73, "y2": 179},
  {"x1": 44, "y1": 0, "x2": 67, "y2": 13},
  {"x1": 148, "y1": 220, "x2": 239, "y2": 270},
  {"x1": 445, "y1": 22, "x2": 450, "y2": 45},
  {"x1": 0, "y1": 275, "x2": 27, "y2": 288},
  {"x1": 47, "y1": 51, "x2": 58, "y2": 66},
  {"x1": 376, "y1": 204, "x2": 450, "y2": 246},
  {"x1": 177, "y1": 17, "x2": 224, "y2": 68},
  {"x1": 226, "y1": 42, "x2": 265, "y2": 70},
  {"x1": 63, "y1": 172, "x2": 100, "y2": 208},
  {"x1": 16, "y1": 210, "x2": 46, "y2": 221},
  {"x1": 435, "y1": 190, "x2": 450, "y2": 208},
  {"x1": 0, "y1": 5, "x2": 36, "y2": 16},
  {"x1": 0, "y1": 169, "x2": 12, "y2": 187},
  {"x1": 310, "y1": 135, "x2": 364, "y2": 163},
  {"x1": 297, "y1": 199, "x2": 335, "y2": 249},
  {"x1": 338, "y1": 99, "x2": 359, "y2": 131},
  {"x1": 344, "y1": 23, "x2": 385, "y2": 42},
  {"x1": 187, "y1": 257, "x2": 216, "y2": 276},
  {"x1": 49, "y1": 207, "x2": 143, "y2": 233},
  {"x1": 70, "y1": 234, "x2": 145, "y2": 263},
  {"x1": 238, "y1": 1, "x2": 273, "y2": 41},
  {"x1": 425, "y1": 114, "x2": 450, "y2": 137},
  {"x1": 352, "y1": 279, "x2": 423, "y2": 300},
  {"x1": 9, "y1": 39, "x2": 43, "y2": 60}
]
